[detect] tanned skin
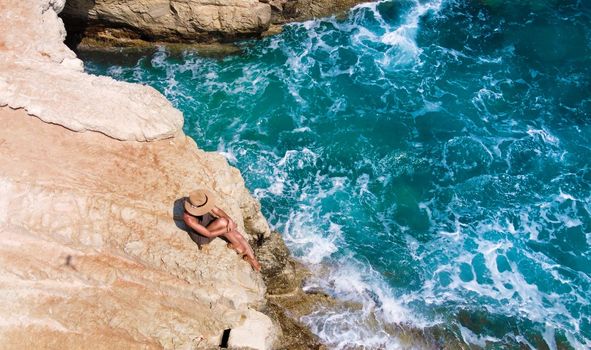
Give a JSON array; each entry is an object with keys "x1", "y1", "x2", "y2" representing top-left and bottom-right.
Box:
[{"x1": 183, "y1": 206, "x2": 261, "y2": 271}]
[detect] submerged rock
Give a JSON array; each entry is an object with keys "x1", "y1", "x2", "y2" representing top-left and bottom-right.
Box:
[
  {"x1": 256, "y1": 232, "x2": 300, "y2": 296},
  {"x1": 255, "y1": 232, "x2": 334, "y2": 349}
]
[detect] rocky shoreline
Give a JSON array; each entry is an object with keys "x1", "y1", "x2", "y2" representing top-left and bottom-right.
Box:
[{"x1": 0, "y1": 0, "x2": 374, "y2": 349}]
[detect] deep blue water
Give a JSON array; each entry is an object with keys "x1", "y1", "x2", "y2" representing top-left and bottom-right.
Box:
[{"x1": 82, "y1": 0, "x2": 591, "y2": 348}]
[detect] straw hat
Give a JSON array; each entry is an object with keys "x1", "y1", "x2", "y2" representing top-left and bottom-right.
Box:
[{"x1": 184, "y1": 189, "x2": 216, "y2": 216}]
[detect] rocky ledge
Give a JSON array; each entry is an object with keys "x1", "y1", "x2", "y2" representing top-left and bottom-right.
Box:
[
  {"x1": 0, "y1": 0, "x2": 327, "y2": 348},
  {"x1": 59, "y1": 0, "x2": 371, "y2": 49}
]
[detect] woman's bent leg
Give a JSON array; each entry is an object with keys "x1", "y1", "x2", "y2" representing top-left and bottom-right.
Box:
[
  {"x1": 206, "y1": 218, "x2": 228, "y2": 232},
  {"x1": 207, "y1": 219, "x2": 245, "y2": 254},
  {"x1": 206, "y1": 218, "x2": 260, "y2": 271},
  {"x1": 226, "y1": 230, "x2": 260, "y2": 271},
  {"x1": 220, "y1": 232, "x2": 247, "y2": 256}
]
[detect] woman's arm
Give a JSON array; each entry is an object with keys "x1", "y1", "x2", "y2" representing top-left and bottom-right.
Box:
[
  {"x1": 211, "y1": 207, "x2": 238, "y2": 230},
  {"x1": 183, "y1": 212, "x2": 219, "y2": 238}
]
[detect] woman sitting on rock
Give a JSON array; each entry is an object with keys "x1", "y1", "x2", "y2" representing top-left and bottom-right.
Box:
[{"x1": 182, "y1": 189, "x2": 261, "y2": 271}]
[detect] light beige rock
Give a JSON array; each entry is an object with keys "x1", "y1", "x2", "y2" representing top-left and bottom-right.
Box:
[
  {"x1": 0, "y1": 59, "x2": 184, "y2": 141},
  {"x1": 0, "y1": 0, "x2": 183, "y2": 141},
  {"x1": 0, "y1": 0, "x2": 75, "y2": 66},
  {"x1": 0, "y1": 106, "x2": 273, "y2": 349},
  {"x1": 227, "y1": 309, "x2": 276, "y2": 349},
  {"x1": 62, "y1": 0, "x2": 272, "y2": 41}
]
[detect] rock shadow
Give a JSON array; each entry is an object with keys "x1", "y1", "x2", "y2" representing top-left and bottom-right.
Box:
[
  {"x1": 172, "y1": 197, "x2": 214, "y2": 249},
  {"x1": 59, "y1": 0, "x2": 96, "y2": 52}
]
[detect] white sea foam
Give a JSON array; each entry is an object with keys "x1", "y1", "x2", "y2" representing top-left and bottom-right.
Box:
[
  {"x1": 419, "y1": 197, "x2": 590, "y2": 348},
  {"x1": 460, "y1": 325, "x2": 500, "y2": 347},
  {"x1": 106, "y1": 65, "x2": 124, "y2": 76},
  {"x1": 557, "y1": 191, "x2": 577, "y2": 202},
  {"x1": 520, "y1": 211, "x2": 543, "y2": 241},
  {"x1": 150, "y1": 46, "x2": 168, "y2": 68},
  {"x1": 527, "y1": 128, "x2": 559, "y2": 144},
  {"x1": 277, "y1": 148, "x2": 319, "y2": 169},
  {"x1": 380, "y1": 0, "x2": 442, "y2": 66},
  {"x1": 292, "y1": 126, "x2": 312, "y2": 133},
  {"x1": 301, "y1": 259, "x2": 418, "y2": 349},
  {"x1": 283, "y1": 209, "x2": 339, "y2": 264},
  {"x1": 411, "y1": 100, "x2": 442, "y2": 117}
]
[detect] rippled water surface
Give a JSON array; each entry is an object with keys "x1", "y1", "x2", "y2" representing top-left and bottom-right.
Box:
[{"x1": 82, "y1": 0, "x2": 591, "y2": 348}]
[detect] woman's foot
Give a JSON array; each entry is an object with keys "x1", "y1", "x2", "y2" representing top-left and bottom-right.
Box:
[
  {"x1": 243, "y1": 255, "x2": 261, "y2": 272},
  {"x1": 227, "y1": 243, "x2": 260, "y2": 271}
]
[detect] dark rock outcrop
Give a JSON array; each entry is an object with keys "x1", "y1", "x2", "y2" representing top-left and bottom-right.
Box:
[
  {"x1": 270, "y1": 0, "x2": 369, "y2": 24},
  {"x1": 255, "y1": 232, "x2": 335, "y2": 349}
]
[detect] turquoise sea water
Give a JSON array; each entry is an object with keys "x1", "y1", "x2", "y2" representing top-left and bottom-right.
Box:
[{"x1": 81, "y1": 0, "x2": 591, "y2": 348}]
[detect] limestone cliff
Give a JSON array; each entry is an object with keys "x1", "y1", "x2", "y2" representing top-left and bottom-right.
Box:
[
  {"x1": 0, "y1": 0, "x2": 183, "y2": 141},
  {"x1": 0, "y1": 0, "x2": 282, "y2": 348},
  {"x1": 59, "y1": 0, "x2": 371, "y2": 48},
  {"x1": 0, "y1": 107, "x2": 274, "y2": 349}
]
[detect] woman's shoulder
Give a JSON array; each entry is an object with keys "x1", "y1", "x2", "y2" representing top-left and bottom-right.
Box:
[{"x1": 183, "y1": 211, "x2": 202, "y2": 223}]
